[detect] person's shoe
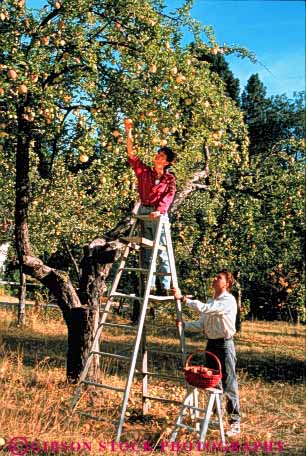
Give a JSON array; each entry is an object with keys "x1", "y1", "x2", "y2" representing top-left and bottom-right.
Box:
[{"x1": 226, "y1": 422, "x2": 240, "y2": 437}]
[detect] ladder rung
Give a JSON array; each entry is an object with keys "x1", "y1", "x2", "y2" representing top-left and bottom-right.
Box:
[
  {"x1": 111, "y1": 292, "x2": 143, "y2": 301},
  {"x1": 149, "y1": 294, "x2": 175, "y2": 301},
  {"x1": 153, "y1": 272, "x2": 172, "y2": 276},
  {"x1": 182, "y1": 404, "x2": 207, "y2": 413},
  {"x1": 143, "y1": 395, "x2": 183, "y2": 405},
  {"x1": 120, "y1": 267, "x2": 149, "y2": 273},
  {"x1": 91, "y1": 351, "x2": 130, "y2": 361},
  {"x1": 176, "y1": 423, "x2": 199, "y2": 432},
  {"x1": 101, "y1": 322, "x2": 137, "y2": 331},
  {"x1": 82, "y1": 380, "x2": 125, "y2": 392},
  {"x1": 142, "y1": 371, "x2": 185, "y2": 382}
]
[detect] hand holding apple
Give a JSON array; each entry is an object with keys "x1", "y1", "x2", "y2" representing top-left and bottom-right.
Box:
[{"x1": 124, "y1": 118, "x2": 133, "y2": 133}]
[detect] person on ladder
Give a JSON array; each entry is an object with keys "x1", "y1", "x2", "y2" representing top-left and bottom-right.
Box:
[
  {"x1": 124, "y1": 119, "x2": 177, "y2": 322},
  {"x1": 173, "y1": 269, "x2": 241, "y2": 437}
]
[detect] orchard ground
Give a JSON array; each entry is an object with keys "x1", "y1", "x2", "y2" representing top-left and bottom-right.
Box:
[{"x1": 0, "y1": 295, "x2": 304, "y2": 456}]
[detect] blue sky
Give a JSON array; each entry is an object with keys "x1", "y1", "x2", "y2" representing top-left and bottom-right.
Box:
[{"x1": 27, "y1": 0, "x2": 305, "y2": 98}]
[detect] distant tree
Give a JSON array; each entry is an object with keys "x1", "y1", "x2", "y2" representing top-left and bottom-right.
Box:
[
  {"x1": 190, "y1": 43, "x2": 240, "y2": 104},
  {"x1": 241, "y1": 73, "x2": 269, "y2": 155}
]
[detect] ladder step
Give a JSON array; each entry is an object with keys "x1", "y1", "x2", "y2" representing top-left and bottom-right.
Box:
[
  {"x1": 154, "y1": 272, "x2": 172, "y2": 276},
  {"x1": 121, "y1": 236, "x2": 166, "y2": 251},
  {"x1": 182, "y1": 404, "x2": 207, "y2": 413},
  {"x1": 149, "y1": 294, "x2": 175, "y2": 301},
  {"x1": 120, "y1": 267, "x2": 149, "y2": 273},
  {"x1": 82, "y1": 380, "x2": 125, "y2": 392},
  {"x1": 176, "y1": 423, "x2": 199, "y2": 432},
  {"x1": 143, "y1": 395, "x2": 183, "y2": 406},
  {"x1": 91, "y1": 351, "x2": 130, "y2": 361},
  {"x1": 101, "y1": 322, "x2": 137, "y2": 331},
  {"x1": 142, "y1": 371, "x2": 185, "y2": 383},
  {"x1": 111, "y1": 292, "x2": 143, "y2": 301}
]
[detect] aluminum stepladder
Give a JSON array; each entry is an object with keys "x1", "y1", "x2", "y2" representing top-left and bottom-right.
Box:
[
  {"x1": 170, "y1": 386, "x2": 225, "y2": 445},
  {"x1": 71, "y1": 212, "x2": 187, "y2": 442}
]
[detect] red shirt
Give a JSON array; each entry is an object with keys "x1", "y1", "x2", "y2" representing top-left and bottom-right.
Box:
[{"x1": 128, "y1": 156, "x2": 176, "y2": 214}]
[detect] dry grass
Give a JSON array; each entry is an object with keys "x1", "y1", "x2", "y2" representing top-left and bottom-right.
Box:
[{"x1": 0, "y1": 303, "x2": 305, "y2": 456}]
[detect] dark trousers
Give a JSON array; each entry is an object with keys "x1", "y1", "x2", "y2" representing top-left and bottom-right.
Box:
[{"x1": 206, "y1": 338, "x2": 240, "y2": 424}]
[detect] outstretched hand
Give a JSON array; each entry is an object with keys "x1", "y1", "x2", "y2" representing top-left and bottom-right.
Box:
[{"x1": 124, "y1": 118, "x2": 133, "y2": 133}]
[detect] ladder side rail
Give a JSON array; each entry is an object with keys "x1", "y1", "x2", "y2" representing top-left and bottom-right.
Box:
[
  {"x1": 116, "y1": 217, "x2": 164, "y2": 442},
  {"x1": 170, "y1": 390, "x2": 194, "y2": 443},
  {"x1": 163, "y1": 221, "x2": 186, "y2": 361}
]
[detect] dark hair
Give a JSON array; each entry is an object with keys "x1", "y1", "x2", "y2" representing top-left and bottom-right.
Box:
[
  {"x1": 158, "y1": 146, "x2": 177, "y2": 164},
  {"x1": 219, "y1": 269, "x2": 235, "y2": 291}
]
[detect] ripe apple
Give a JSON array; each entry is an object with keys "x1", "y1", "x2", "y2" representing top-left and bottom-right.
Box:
[
  {"x1": 160, "y1": 139, "x2": 167, "y2": 147},
  {"x1": 184, "y1": 98, "x2": 192, "y2": 106},
  {"x1": 176, "y1": 74, "x2": 186, "y2": 84},
  {"x1": 18, "y1": 84, "x2": 28, "y2": 94},
  {"x1": 0, "y1": 88, "x2": 4, "y2": 96},
  {"x1": 162, "y1": 127, "x2": 169, "y2": 134},
  {"x1": 54, "y1": 1, "x2": 61, "y2": 9},
  {"x1": 8, "y1": 69, "x2": 18, "y2": 80},
  {"x1": 151, "y1": 137, "x2": 159, "y2": 145},
  {"x1": 40, "y1": 36, "x2": 50, "y2": 46},
  {"x1": 113, "y1": 130, "x2": 120, "y2": 138},
  {"x1": 149, "y1": 64, "x2": 157, "y2": 73},
  {"x1": 211, "y1": 47, "x2": 218, "y2": 55},
  {"x1": 0, "y1": 13, "x2": 6, "y2": 21},
  {"x1": 206, "y1": 370, "x2": 213, "y2": 376},
  {"x1": 170, "y1": 66, "x2": 178, "y2": 76},
  {"x1": 79, "y1": 154, "x2": 89, "y2": 163},
  {"x1": 30, "y1": 74, "x2": 39, "y2": 83}
]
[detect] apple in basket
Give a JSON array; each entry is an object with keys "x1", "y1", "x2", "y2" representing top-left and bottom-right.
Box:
[
  {"x1": 201, "y1": 367, "x2": 208, "y2": 373},
  {"x1": 206, "y1": 370, "x2": 213, "y2": 376}
]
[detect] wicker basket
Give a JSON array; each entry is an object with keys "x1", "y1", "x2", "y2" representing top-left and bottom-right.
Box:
[{"x1": 184, "y1": 350, "x2": 222, "y2": 389}]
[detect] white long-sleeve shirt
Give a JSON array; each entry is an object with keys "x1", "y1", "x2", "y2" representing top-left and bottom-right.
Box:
[{"x1": 184, "y1": 291, "x2": 237, "y2": 339}]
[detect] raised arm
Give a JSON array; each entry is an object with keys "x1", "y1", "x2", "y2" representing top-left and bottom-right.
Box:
[{"x1": 124, "y1": 118, "x2": 134, "y2": 159}]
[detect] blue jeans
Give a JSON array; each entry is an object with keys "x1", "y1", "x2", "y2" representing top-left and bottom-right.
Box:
[
  {"x1": 138, "y1": 205, "x2": 171, "y2": 289},
  {"x1": 206, "y1": 338, "x2": 240, "y2": 424}
]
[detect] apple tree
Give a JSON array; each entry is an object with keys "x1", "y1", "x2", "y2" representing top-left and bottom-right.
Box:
[{"x1": 0, "y1": 0, "x2": 250, "y2": 380}]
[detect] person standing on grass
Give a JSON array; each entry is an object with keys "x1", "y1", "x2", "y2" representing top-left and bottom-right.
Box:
[
  {"x1": 173, "y1": 269, "x2": 241, "y2": 437},
  {"x1": 124, "y1": 118, "x2": 177, "y2": 297}
]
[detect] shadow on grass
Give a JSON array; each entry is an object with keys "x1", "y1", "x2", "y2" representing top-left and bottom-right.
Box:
[
  {"x1": 2, "y1": 329, "x2": 304, "y2": 384},
  {"x1": 2, "y1": 334, "x2": 67, "y2": 368}
]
